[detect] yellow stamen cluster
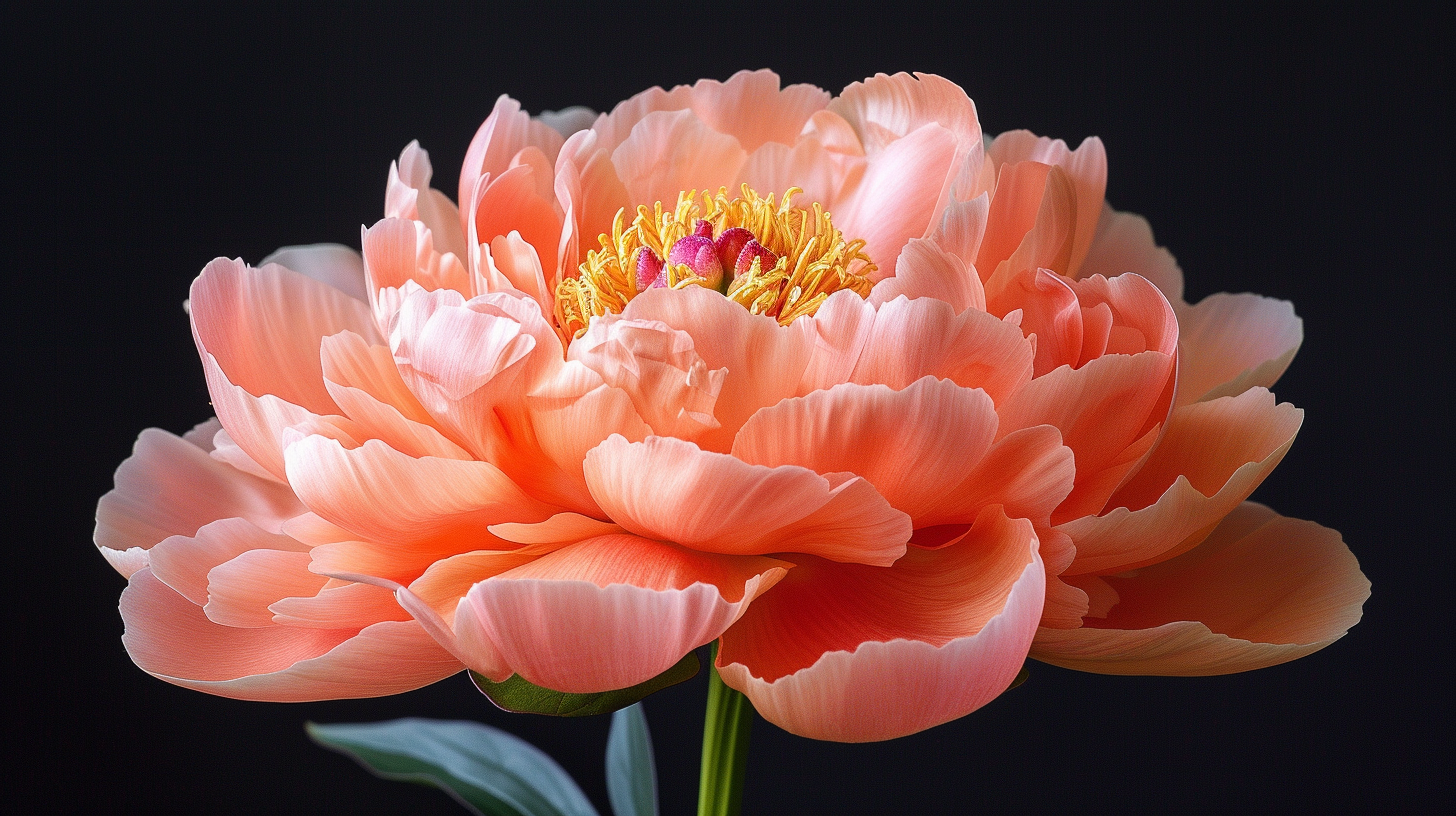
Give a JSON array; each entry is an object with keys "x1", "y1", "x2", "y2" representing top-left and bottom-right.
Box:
[{"x1": 554, "y1": 186, "x2": 876, "y2": 339}]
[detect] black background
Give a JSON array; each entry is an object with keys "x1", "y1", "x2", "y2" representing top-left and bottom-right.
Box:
[{"x1": 7, "y1": 5, "x2": 1448, "y2": 814}]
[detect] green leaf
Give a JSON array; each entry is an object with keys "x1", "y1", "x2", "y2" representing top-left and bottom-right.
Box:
[
  {"x1": 471, "y1": 651, "x2": 699, "y2": 717},
  {"x1": 606, "y1": 704, "x2": 658, "y2": 816},
  {"x1": 307, "y1": 718, "x2": 599, "y2": 816},
  {"x1": 1008, "y1": 663, "x2": 1030, "y2": 691}
]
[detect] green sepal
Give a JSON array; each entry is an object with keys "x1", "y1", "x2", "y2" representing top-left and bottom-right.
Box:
[
  {"x1": 470, "y1": 651, "x2": 699, "y2": 717},
  {"x1": 1008, "y1": 663, "x2": 1030, "y2": 691}
]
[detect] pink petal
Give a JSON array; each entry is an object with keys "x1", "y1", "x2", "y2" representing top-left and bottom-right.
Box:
[
  {"x1": 1033, "y1": 503, "x2": 1368, "y2": 675},
  {"x1": 319, "y1": 330, "x2": 472, "y2": 461},
  {"x1": 96, "y1": 428, "x2": 306, "y2": 576},
  {"x1": 584, "y1": 435, "x2": 909, "y2": 566},
  {"x1": 828, "y1": 72, "x2": 988, "y2": 201},
  {"x1": 610, "y1": 109, "x2": 747, "y2": 209},
  {"x1": 190, "y1": 257, "x2": 378, "y2": 416},
  {"x1": 849, "y1": 295, "x2": 1034, "y2": 406},
  {"x1": 927, "y1": 193, "x2": 991, "y2": 270},
  {"x1": 795, "y1": 290, "x2": 875, "y2": 394},
  {"x1": 553, "y1": 128, "x2": 633, "y2": 278},
  {"x1": 472, "y1": 163, "x2": 563, "y2": 275},
  {"x1": 569, "y1": 314, "x2": 727, "y2": 442},
  {"x1": 149, "y1": 518, "x2": 309, "y2": 606},
  {"x1": 832, "y1": 122, "x2": 958, "y2": 277},
  {"x1": 284, "y1": 435, "x2": 555, "y2": 550},
  {"x1": 731, "y1": 378, "x2": 997, "y2": 523},
  {"x1": 361, "y1": 217, "x2": 475, "y2": 332},
  {"x1": 521, "y1": 360, "x2": 651, "y2": 514},
  {"x1": 269, "y1": 581, "x2": 411, "y2": 629},
  {"x1": 737, "y1": 138, "x2": 860, "y2": 215},
  {"x1": 717, "y1": 506, "x2": 1044, "y2": 742},
  {"x1": 482, "y1": 232, "x2": 554, "y2": 320},
  {"x1": 982, "y1": 166, "x2": 1079, "y2": 307},
  {"x1": 1075, "y1": 205, "x2": 1185, "y2": 305},
  {"x1": 618, "y1": 286, "x2": 814, "y2": 452},
  {"x1": 988, "y1": 131, "x2": 1107, "y2": 277},
  {"x1": 259, "y1": 244, "x2": 368, "y2": 303},
  {"x1": 868, "y1": 237, "x2": 986, "y2": 315},
  {"x1": 1067, "y1": 272, "x2": 1180, "y2": 362},
  {"x1": 203, "y1": 549, "x2": 326, "y2": 628},
  {"x1": 458, "y1": 533, "x2": 790, "y2": 692},
  {"x1": 1175, "y1": 293, "x2": 1302, "y2": 406},
  {"x1": 1063, "y1": 388, "x2": 1303, "y2": 574},
  {"x1": 122, "y1": 569, "x2": 459, "y2": 700},
  {"x1": 999, "y1": 350, "x2": 1177, "y2": 522},
  {"x1": 458, "y1": 95, "x2": 567, "y2": 220},
  {"x1": 386, "y1": 141, "x2": 467, "y2": 261}
]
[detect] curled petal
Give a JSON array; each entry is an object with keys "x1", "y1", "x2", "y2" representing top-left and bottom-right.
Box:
[
  {"x1": 570, "y1": 314, "x2": 727, "y2": 441},
  {"x1": 121, "y1": 569, "x2": 460, "y2": 701},
  {"x1": 850, "y1": 296, "x2": 1033, "y2": 406},
  {"x1": 732, "y1": 378, "x2": 998, "y2": 523},
  {"x1": 612, "y1": 110, "x2": 747, "y2": 209},
  {"x1": 455, "y1": 534, "x2": 790, "y2": 692},
  {"x1": 585, "y1": 435, "x2": 909, "y2": 566},
  {"x1": 832, "y1": 122, "x2": 958, "y2": 277},
  {"x1": 1175, "y1": 293, "x2": 1302, "y2": 405},
  {"x1": 717, "y1": 506, "x2": 1044, "y2": 742},
  {"x1": 284, "y1": 436, "x2": 554, "y2": 549},
  {"x1": 1075, "y1": 205, "x2": 1185, "y2": 305},
  {"x1": 1033, "y1": 503, "x2": 1368, "y2": 675},
  {"x1": 386, "y1": 141, "x2": 468, "y2": 261},
  {"x1": 988, "y1": 131, "x2": 1107, "y2": 277},
  {"x1": 458, "y1": 94, "x2": 567, "y2": 218},
  {"x1": 1063, "y1": 388, "x2": 1303, "y2": 574},
  {"x1": 868, "y1": 237, "x2": 986, "y2": 315},
  {"x1": 96, "y1": 428, "x2": 305, "y2": 576}
]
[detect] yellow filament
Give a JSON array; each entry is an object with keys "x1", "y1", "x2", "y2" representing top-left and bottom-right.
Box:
[{"x1": 553, "y1": 186, "x2": 876, "y2": 340}]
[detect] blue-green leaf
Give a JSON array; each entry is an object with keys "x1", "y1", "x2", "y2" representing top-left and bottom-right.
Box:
[
  {"x1": 471, "y1": 651, "x2": 699, "y2": 717},
  {"x1": 605, "y1": 704, "x2": 658, "y2": 816},
  {"x1": 307, "y1": 718, "x2": 599, "y2": 816}
]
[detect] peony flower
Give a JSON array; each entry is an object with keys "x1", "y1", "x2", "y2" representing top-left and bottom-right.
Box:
[{"x1": 97, "y1": 70, "x2": 1368, "y2": 742}]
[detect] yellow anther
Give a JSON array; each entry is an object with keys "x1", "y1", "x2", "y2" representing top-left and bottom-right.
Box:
[{"x1": 554, "y1": 186, "x2": 876, "y2": 340}]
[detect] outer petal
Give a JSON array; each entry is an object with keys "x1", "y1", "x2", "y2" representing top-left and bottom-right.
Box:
[
  {"x1": 259, "y1": 244, "x2": 369, "y2": 303},
  {"x1": 1062, "y1": 388, "x2": 1304, "y2": 574},
  {"x1": 1033, "y1": 503, "x2": 1368, "y2": 675},
  {"x1": 455, "y1": 533, "x2": 789, "y2": 692},
  {"x1": 1175, "y1": 293, "x2": 1302, "y2": 406},
  {"x1": 1075, "y1": 205, "x2": 1185, "y2": 305},
  {"x1": 284, "y1": 436, "x2": 554, "y2": 550},
  {"x1": 121, "y1": 570, "x2": 460, "y2": 701},
  {"x1": 96, "y1": 428, "x2": 305, "y2": 577},
  {"x1": 585, "y1": 435, "x2": 909, "y2": 566},
  {"x1": 999, "y1": 351, "x2": 1176, "y2": 522},
  {"x1": 717, "y1": 507, "x2": 1044, "y2": 742}
]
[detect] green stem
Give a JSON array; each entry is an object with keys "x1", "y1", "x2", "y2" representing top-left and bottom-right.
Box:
[{"x1": 698, "y1": 642, "x2": 753, "y2": 816}]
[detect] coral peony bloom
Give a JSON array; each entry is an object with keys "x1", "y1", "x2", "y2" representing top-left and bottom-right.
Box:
[{"x1": 98, "y1": 71, "x2": 1368, "y2": 742}]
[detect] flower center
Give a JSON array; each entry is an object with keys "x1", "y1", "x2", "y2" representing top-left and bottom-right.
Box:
[{"x1": 554, "y1": 186, "x2": 876, "y2": 339}]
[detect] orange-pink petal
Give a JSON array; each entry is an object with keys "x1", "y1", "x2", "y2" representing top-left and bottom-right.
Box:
[
  {"x1": 585, "y1": 434, "x2": 909, "y2": 566},
  {"x1": 122, "y1": 569, "x2": 459, "y2": 701},
  {"x1": 456, "y1": 533, "x2": 790, "y2": 692},
  {"x1": 1033, "y1": 503, "x2": 1368, "y2": 675},
  {"x1": 1175, "y1": 293, "x2": 1302, "y2": 406},
  {"x1": 717, "y1": 506, "x2": 1044, "y2": 741},
  {"x1": 1063, "y1": 387, "x2": 1304, "y2": 574},
  {"x1": 96, "y1": 428, "x2": 305, "y2": 576}
]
